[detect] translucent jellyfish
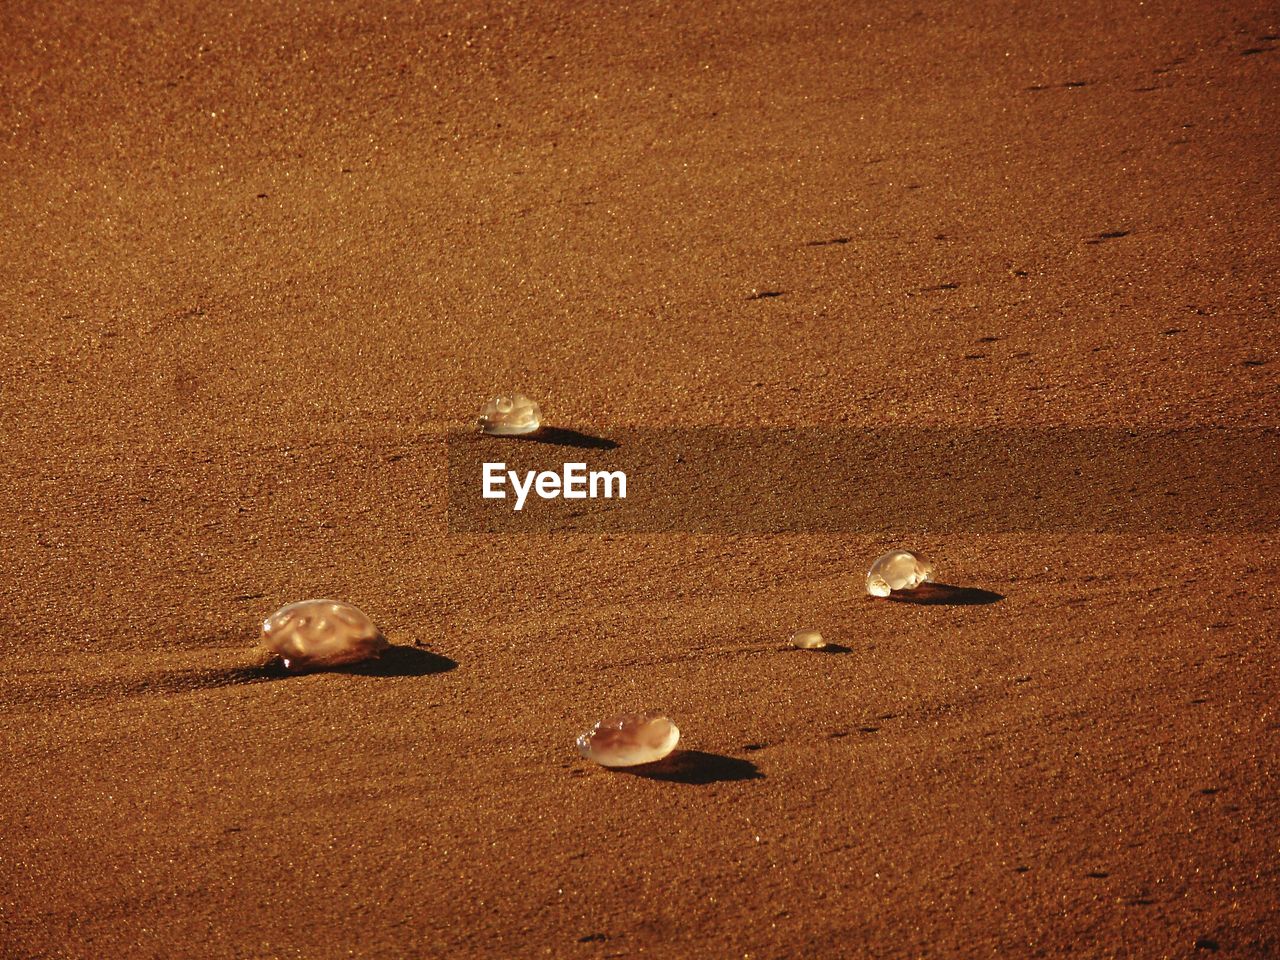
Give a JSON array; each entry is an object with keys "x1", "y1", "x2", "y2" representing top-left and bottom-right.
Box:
[
  {"x1": 477, "y1": 393, "x2": 542, "y2": 436},
  {"x1": 261, "y1": 599, "x2": 388, "y2": 670},
  {"x1": 792, "y1": 629, "x2": 827, "y2": 650},
  {"x1": 866, "y1": 549, "x2": 935, "y2": 597},
  {"x1": 577, "y1": 711, "x2": 680, "y2": 767}
]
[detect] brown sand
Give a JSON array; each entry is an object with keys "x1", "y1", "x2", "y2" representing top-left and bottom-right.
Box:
[{"x1": 2, "y1": 0, "x2": 1278, "y2": 956}]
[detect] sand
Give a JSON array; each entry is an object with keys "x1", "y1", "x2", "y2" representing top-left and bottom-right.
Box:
[{"x1": 2, "y1": 0, "x2": 1278, "y2": 956}]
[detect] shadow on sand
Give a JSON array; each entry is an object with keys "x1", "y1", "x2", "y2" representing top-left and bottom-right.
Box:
[
  {"x1": 886, "y1": 582, "x2": 1004, "y2": 606},
  {"x1": 618, "y1": 750, "x2": 763, "y2": 785},
  {"x1": 13, "y1": 646, "x2": 458, "y2": 710},
  {"x1": 504, "y1": 427, "x2": 618, "y2": 450},
  {"x1": 340, "y1": 645, "x2": 457, "y2": 676},
  {"x1": 258, "y1": 644, "x2": 457, "y2": 679}
]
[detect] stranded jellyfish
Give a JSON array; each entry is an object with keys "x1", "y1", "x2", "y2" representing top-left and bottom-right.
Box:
[
  {"x1": 261, "y1": 599, "x2": 388, "y2": 670},
  {"x1": 477, "y1": 393, "x2": 542, "y2": 436},
  {"x1": 577, "y1": 711, "x2": 680, "y2": 767},
  {"x1": 866, "y1": 549, "x2": 935, "y2": 597},
  {"x1": 792, "y1": 629, "x2": 827, "y2": 650}
]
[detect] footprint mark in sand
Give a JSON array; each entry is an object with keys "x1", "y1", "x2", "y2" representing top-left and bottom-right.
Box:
[
  {"x1": 1023, "y1": 79, "x2": 1091, "y2": 90},
  {"x1": 828, "y1": 714, "x2": 900, "y2": 740},
  {"x1": 1124, "y1": 896, "x2": 1156, "y2": 906},
  {"x1": 827, "y1": 727, "x2": 881, "y2": 739}
]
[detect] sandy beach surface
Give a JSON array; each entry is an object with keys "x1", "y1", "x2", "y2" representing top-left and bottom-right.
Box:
[{"x1": 2, "y1": 0, "x2": 1278, "y2": 956}]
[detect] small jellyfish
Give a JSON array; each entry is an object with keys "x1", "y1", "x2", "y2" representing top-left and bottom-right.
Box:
[
  {"x1": 866, "y1": 549, "x2": 935, "y2": 597},
  {"x1": 576, "y1": 711, "x2": 680, "y2": 768},
  {"x1": 792, "y1": 629, "x2": 827, "y2": 650},
  {"x1": 261, "y1": 599, "x2": 388, "y2": 670},
  {"x1": 477, "y1": 393, "x2": 542, "y2": 436}
]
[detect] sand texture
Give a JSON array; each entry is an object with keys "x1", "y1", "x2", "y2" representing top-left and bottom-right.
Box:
[{"x1": 2, "y1": 0, "x2": 1278, "y2": 956}]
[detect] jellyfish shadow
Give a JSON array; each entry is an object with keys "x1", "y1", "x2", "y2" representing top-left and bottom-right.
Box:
[
  {"x1": 256, "y1": 645, "x2": 457, "y2": 679},
  {"x1": 887, "y1": 582, "x2": 1004, "y2": 606},
  {"x1": 342, "y1": 645, "x2": 457, "y2": 676},
  {"x1": 512, "y1": 427, "x2": 618, "y2": 450},
  {"x1": 619, "y1": 750, "x2": 764, "y2": 785}
]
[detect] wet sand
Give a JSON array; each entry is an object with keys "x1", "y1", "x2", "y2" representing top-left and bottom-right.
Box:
[{"x1": 2, "y1": 0, "x2": 1278, "y2": 956}]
